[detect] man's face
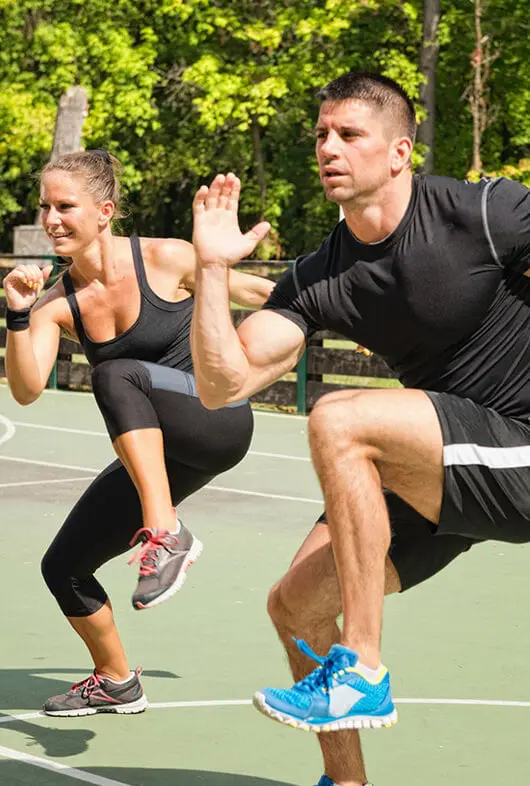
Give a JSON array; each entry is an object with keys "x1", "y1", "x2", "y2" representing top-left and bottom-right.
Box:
[{"x1": 316, "y1": 99, "x2": 397, "y2": 206}]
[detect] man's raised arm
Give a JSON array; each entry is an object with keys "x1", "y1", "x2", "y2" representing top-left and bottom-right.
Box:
[{"x1": 191, "y1": 173, "x2": 305, "y2": 409}]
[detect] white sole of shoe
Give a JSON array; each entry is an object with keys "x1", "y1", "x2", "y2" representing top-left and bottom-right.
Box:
[
  {"x1": 252, "y1": 691, "x2": 398, "y2": 732},
  {"x1": 133, "y1": 536, "x2": 204, "y2": 610},
  {"x1": 43, "y1": 694, "x2": 149, "y2": 717}
]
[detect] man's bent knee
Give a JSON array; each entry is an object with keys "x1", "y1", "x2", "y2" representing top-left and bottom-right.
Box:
[
  {"x1": 267, "y1": 582, "x2": 285, "y2": 627},
  {"x1": 308, "y1": 389, "x2": 382, "y2": 457}
]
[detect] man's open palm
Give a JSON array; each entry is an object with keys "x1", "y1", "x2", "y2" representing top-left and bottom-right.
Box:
[{"x1": 192, "y1": 173, "x2": 270, "y2": 267}]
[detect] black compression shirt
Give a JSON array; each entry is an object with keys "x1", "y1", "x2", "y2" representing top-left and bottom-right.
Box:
[
  {"x1": 63, "y1": 236, "x2": 194, "y2": 372},
  {"x1": 263, "y1": 175, "x2": 530, "y2": 419}
]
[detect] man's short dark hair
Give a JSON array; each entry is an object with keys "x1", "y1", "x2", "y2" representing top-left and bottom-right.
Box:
[{"x1": 318, "y1": 71, "x2": 417, "y2": 144}]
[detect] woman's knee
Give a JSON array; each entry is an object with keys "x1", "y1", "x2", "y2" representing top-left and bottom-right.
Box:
[
  {"x1": 41, "y1": 549, "x2": 106, "y2": 617},
  {"x1": 91, "y1": 359, "x2": 155, "y2": 440},
  {"x1": 92, "y1": 359, "x2": 150, "y2": 400},
  {"x1": 41, "y1": 548, "x2": 61, "y2": 595}
]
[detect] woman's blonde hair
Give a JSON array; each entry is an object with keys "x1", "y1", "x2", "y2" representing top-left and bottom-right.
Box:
[{"x1": 41, "y1": 149, "x2": 124, "y2": 219}]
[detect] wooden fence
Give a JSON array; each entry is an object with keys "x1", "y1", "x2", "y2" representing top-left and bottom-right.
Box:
[{"x1": 0, "y1": 256, "x2": 398, "y2": 414}]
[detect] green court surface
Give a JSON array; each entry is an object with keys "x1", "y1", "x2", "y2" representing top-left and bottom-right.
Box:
[{"x1": 1, "y1": 382, "x2": 530, "y2": 785}]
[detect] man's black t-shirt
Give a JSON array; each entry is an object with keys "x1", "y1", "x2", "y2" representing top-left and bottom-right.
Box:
[{"x1": 263, "y1": 175, "x2": 530, "y2": 419}]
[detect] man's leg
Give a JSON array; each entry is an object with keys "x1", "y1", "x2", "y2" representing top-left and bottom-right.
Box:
[
  {"x1": 268, "y1": 521, "x2": 400, "y2": 786},
  {"x1": 308, "y1": 388, "x2": 443, "y2": 668},
  {"x1": 267, "y1": 499, "x2": 476, "y2": 783}
]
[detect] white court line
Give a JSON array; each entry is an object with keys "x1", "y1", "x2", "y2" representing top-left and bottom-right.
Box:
[
  {"x1": 0, "y1": 477, "x2": 92, "y2": 490},
  {"x1": 0, "y1": 415, "x2": 16, "y2": 449},
  {"x1": 10, "y1": 421, "x2": 311, "y2": 462},
  {"x1": 4, "y1": 696, "x2": 530, "y2": 726},
  {"x1": 0, "y1": 744, "x2": 131, "y2": 785},
  {"x1": 0, "y1": 456, "x2": 99, "y2": 473},
  {"x1": 11, "y1": 421, "x2": 106, "y2": 437},
  {"x1": 141, "y1": 697, "x2": 530, "y2": 710},
  {"x1": 1, "y1": 695, "x2": 529, "y2": 782},
  {"x1": 0, "y1": 712, "x2": 43, "y2": 725},
  {"x1": 0, "y1": 455, "x2": 322, "y2": 504},
  {"x1": 208, "y1": 484, "x2": 321, "y2": 504},
  {"x1": 248, "y1": 450, "x2": 310, "y2": 462}
]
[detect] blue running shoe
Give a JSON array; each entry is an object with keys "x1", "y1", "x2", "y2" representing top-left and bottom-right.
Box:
[
  {"x1": 314, "y1": 780, "x2": 374, "y2": 786},
  {"x1": 253, "y1": 639, "x2": 397, "y2": 732}
]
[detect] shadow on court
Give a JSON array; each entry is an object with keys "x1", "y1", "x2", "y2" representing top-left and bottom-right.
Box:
[
  {"x1": 0, "y1": 667, "x2": 180, "y2": 757},
  {"x1": 0, "y1": 716, "x2": 96, "y2": 757},
  {"x1": 0, "y1": 667, "x2": 179, "y2": 710},
  {"x1": 0, "y1": 762, "x2": 296, "y2": 786}
]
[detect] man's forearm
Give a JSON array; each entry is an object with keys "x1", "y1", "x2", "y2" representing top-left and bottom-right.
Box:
[{"x1": 191, "y1": 264, "x2": 250, "y2": 408}]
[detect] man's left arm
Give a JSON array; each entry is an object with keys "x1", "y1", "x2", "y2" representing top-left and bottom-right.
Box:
[{"x1": 485, "y1": 178, "x2": 530, "y2": 274}]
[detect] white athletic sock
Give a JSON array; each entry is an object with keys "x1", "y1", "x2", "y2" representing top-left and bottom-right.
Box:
[
  {"x1": 169, "y1": 512, "x2": 182, "y2": 535},
  {"x1": 355, "y1": 662, "x2": 385, "y2": 682},
  {"x1": 106, "y1": 671, "x2": 135, "y2": 685}
]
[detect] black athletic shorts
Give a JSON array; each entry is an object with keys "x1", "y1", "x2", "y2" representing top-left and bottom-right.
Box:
[
  {"x1": 317, "y1": 493, "x2": 478, "y2": 593},
  {"x1": 428, "y1": 391, "x2": 530, "y2": 543},
  {"x1": 317, "y1": 391, "x2": 530, "y2": 591}
]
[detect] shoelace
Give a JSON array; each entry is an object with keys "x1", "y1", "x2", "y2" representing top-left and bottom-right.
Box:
[
  {"x1": 70, "y1": 671, "x2": 104, "y2": 698},
  {"x1": 128, "y1": 528, "x2": 180, "y2": 576},
  {"x1": 292, "y1": 638, "x2": 338, "y2": 694}
]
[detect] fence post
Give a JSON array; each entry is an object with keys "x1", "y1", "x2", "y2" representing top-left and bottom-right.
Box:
[
  {"x1": 296, "y1": 348, "x2": 308, "y2": 416},
  {"x1": 46, "y1": 255, "x2": 60, "y2": 390}
]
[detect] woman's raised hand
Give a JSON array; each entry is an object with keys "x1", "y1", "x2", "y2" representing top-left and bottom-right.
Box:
[{"x1": 4, "y1": 264, "x2": 54, "y2": 311}]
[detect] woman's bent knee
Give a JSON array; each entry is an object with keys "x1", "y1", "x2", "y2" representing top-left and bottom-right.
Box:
[{"x1": 41, "y1": 551, "x2": 107, "y2": 617}]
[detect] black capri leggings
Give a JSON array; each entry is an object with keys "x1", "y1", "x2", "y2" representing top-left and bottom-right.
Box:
[{"x1": 41, "y1": 359, "x2": 254, "y2": 617}]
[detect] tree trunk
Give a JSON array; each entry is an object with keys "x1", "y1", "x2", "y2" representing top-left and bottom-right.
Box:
[
  {"x1": 251, "y1": 117, "x2": 266, "y2": 221},
  {"x1": 35, "y1": 86, "x2": 88, "y2": 224},
  {"x1": 416, "y1": 0, "x2": 441, "y2": 174},
  {"x1": 51, "y1": 86, "x2": 88, "y2": 161},
  {"x1": 471, "y1": 0, "x2": 483, "y2": 172}
]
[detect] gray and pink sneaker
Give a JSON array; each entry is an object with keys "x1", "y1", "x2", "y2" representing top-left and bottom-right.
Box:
[
  {"x1": 128, "y1": 520, "x2": 203, "y2": 610},
  {"x1": 43, "y1": 669, "x2": 147, "y2": 717}
]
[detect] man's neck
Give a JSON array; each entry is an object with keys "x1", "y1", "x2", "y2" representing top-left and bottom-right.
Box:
[{"x1": 342, "y1": 173, "x2": 413, "y2": 244}]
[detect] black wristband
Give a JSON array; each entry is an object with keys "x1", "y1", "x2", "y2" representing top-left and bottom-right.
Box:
[{"x1": 6, "y1": 307, "x2": 32, "y2": 331}]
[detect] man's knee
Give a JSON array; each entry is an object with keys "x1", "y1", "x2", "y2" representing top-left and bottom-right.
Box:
[
  {"x1": 309, "y1": 389, "x2": 375, "y2": 454},
  {"x1": 267, "y1": 577, "x2": 314, "y2": 632},
  {"x1": 267, "y1": 570, "x2": 339, "y2": 632},
  {"x1": 267, "y1": 581, "x2": 290, "y2": 628}
]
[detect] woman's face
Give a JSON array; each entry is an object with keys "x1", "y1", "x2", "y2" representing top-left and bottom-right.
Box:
[{"x1": 40, "y1": 171, "x2": 113, "y2": 256}]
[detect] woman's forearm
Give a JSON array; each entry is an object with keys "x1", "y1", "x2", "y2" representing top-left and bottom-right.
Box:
[
  {"x1": 229, "y1": 272, "x2": 275, "y2": 308},
  {"x1": 6, "y1": 329, "x2": 48, "y2": 404}
]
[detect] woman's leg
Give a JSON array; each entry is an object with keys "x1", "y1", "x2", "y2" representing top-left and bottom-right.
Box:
[
  {"x1": 41, "y1": 460, "x2": 147, "y2": 715},
  {"x1": 68, "y1": 601, "x2": 129, "y2": 681},
  {"x1": 92, "y1": 360, "x2": 176, "y2": 532},
  {"x1": 91, "y1": 359, "x2": 253, "y2": 610}
]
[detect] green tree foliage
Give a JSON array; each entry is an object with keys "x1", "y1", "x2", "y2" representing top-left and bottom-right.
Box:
[
  {"x1": 1, "y1": 0, "x2": 529, "y2": 256},
  {"x1": 0, "y1": 0, "x2": 159, "y2": 237}
]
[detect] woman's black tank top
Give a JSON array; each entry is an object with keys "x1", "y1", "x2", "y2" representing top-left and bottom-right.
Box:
[{"x1": 62, "y1": 236, "x2": 194, "y2": 372}]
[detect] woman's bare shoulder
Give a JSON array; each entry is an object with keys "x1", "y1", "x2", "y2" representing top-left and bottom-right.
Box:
[{"x1": 139, "y1": 237, "x2": 195, "y2": 274}]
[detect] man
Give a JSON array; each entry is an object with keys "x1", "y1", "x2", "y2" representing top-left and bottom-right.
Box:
[{"x1": 190, "y1": 71, "x2": 530, "y2": 786}]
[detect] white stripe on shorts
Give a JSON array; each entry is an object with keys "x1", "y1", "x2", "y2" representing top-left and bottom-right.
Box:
[{"x1": 444, "y1": 443, "x2": 530, "y2": 469}]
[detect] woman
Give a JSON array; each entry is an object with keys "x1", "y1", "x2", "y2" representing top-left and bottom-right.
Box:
[{"x1": 5, "y1": 149, "x2": 273, "y2": 716}]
